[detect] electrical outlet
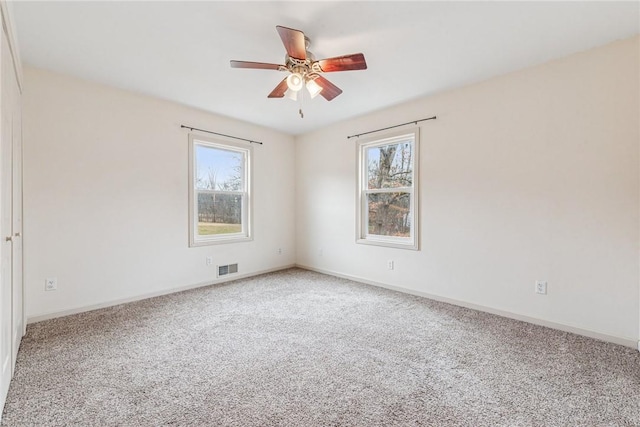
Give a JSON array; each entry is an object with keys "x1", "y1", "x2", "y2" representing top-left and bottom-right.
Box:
[
  {"x1": 277, "y1": 248, "x2": 283, "y2": 255},
  {"x1": 318, "y1": 248, "x2": 323, "y2": 257},
  {"x1": 206, "y1": 256, "x2": 213, "y2": 266},
  {"x1": 535, "y1": 281, "x2": 547, "y2": 295},
  {"x1": 45, "y1": 278, "x2": 57, "y2": 291},
  {"x1": 387, "y1": 260, "x2": 394, "y2": 270}
]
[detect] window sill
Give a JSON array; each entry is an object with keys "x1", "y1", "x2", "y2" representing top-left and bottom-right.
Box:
[
  {"x1": 356, "y1": 237, "x2": 419, "y2": 251},
  {"x1": 190, "y1": 235, "x2": 253, "y2": 247}
]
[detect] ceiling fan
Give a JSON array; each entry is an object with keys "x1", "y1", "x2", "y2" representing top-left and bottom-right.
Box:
[{"x1": 230, "y1": 25, "x2": 367, "y2": 108}]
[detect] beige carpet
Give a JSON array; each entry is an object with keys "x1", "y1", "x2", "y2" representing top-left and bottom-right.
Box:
[{"x1": 2, "y1": 268, "x2": 639, "y2": 426}]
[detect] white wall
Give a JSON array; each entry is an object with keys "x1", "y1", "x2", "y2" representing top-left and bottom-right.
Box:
[
  {"x1": 23, "y1": 67, "x2": 296, "y2": 320},
  {"x1": 295, "y1": 36, "x2": 640, "y2": 346}
]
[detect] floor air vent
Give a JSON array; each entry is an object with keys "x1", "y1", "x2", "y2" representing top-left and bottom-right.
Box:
[{"x1": 217, "y1": 263, "x2": 238, "y2": 277}]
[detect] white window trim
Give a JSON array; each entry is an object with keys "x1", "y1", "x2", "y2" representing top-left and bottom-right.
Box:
[
  {"x1": 188, "y1": 134, "x2": 253, "y2": 247},
  {"x1": 356, "y1": 128, "x2": 420, "y2": 250}
]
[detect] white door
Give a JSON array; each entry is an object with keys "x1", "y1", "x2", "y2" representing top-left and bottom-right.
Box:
[
  {"x1": 11, "y1": 78, "x2": 22, "y2": 366},
  {"x1": 0, "y1": 27, "x2": 11, "y2": 402}
]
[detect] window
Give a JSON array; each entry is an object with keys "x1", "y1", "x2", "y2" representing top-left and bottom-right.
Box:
[
  {"x1": 189, "y1": 134, "x2": 251, "y2": 246},
  {"x1": 356, "y1": 129, "x2": 419, "y2": 250}
]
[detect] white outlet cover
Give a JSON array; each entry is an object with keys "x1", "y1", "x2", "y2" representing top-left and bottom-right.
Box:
[
  {"x1": 535, "y1": 281, "x2": 547, "y2": 295},
  {"x1": 45, "y1": 278, "x2": 57, "y2": 291}
]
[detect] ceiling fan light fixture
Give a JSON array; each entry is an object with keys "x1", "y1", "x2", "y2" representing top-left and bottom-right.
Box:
[
  {"x1": 286, "y1": 73, "x2": 303, "y2": 91},
  {"x1": 231, "y1": 25, "x2": 367, "y2": 102},
  {"x1": 306, "y1": 79, "x2": 323, "y2": 99},
  {"x1": 284, "y1": 88, "x2": 298, "y2": 101}
]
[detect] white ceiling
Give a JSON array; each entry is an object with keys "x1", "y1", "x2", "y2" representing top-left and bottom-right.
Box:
[{"x1": 11, "y1": 1, "x2": 640, "y2": 136}]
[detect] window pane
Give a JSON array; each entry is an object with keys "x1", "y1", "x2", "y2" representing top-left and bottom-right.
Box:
[
  {"x1": 195, "y1": 145, "x2": 244, "y2": 191},
  {"x1": 197, "y1": 193, "x2": 242, "y2": 235},
  {"x1": 367, "y1": 192, "x2": 411, "y2": 237},
  {"x1": 367, "y1": 141, "x2": 412, "y2": 189}
]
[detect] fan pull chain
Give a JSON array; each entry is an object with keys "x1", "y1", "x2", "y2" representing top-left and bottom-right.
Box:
[{"x1": 298, "y1": 85, "x2": 305, "y2": 118}]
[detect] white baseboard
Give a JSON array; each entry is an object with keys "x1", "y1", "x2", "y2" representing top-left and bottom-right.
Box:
[
  {"x1": 27, "y1": 264, "x2": 296, "y2": 324},
  {"x1": 296, "y1": 264, "x2": 639, "y2": 350}
]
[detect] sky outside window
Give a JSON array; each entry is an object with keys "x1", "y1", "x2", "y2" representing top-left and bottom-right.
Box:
[{"x1": 195, "y1": 145, "x2": 243, "y2": 191}]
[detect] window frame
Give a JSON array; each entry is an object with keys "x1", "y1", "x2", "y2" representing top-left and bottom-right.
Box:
[
  {"x1": 188, "y1": 134, "x2": 252, "y2": 247},
  {"x1": 356, "y1": 128, "x2": 420, "y2": 250}
]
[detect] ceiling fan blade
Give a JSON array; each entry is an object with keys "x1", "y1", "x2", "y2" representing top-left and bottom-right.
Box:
[
  {"x1": 276, "y1": 25, "x2": 306, "y2": 60},
  {"x1": 314, "y1": 76, "x2": 343, "y2": 101},
  {"x1": 318, "y1": 53, "x2": 367, "y2": 72},
  {"x1": 268, "y1": 78, "x2": 289, "y2": 98},
  {"x1": 230, "y1": 60, "x2": 283, "y2": 70}
]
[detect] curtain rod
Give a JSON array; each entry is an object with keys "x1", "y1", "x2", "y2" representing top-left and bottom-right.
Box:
[
  {"x1": 346, "y1": 116, "x2": 437, "y2": 139},
  {"x1": 181, "y1": 125, "x2": 264, "y2": 145}
]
